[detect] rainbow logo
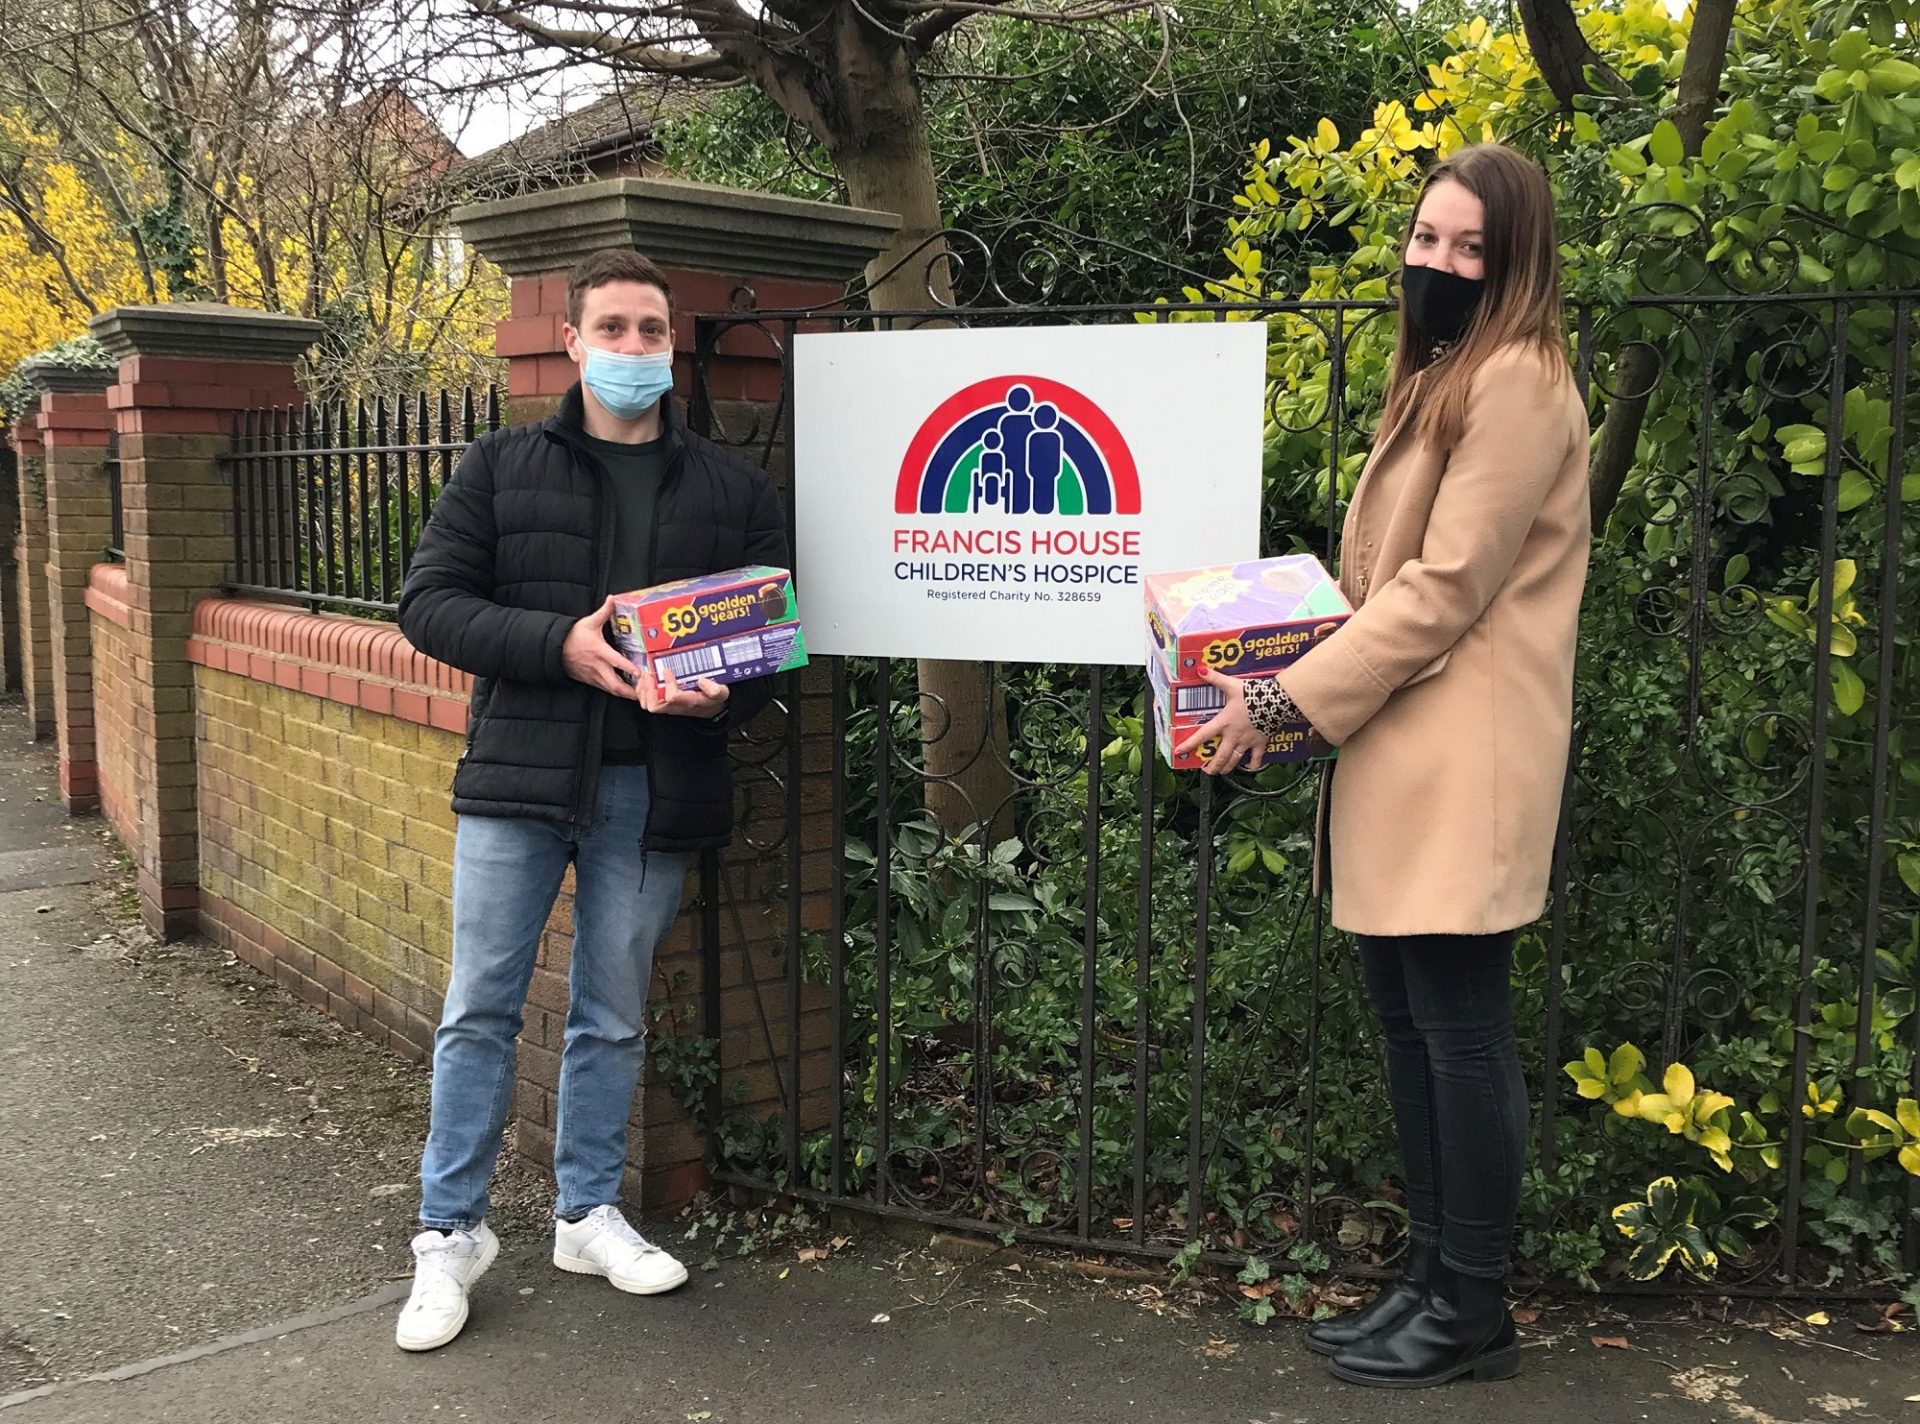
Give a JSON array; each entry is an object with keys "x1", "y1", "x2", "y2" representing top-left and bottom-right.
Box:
[{"x1": 894, "y1": 376, "x2": 1141, "y2": 517}]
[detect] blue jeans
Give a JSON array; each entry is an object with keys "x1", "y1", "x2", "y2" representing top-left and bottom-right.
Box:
[{"x1": 419, "y1": 765, "x2": 691, "y2": 1230}]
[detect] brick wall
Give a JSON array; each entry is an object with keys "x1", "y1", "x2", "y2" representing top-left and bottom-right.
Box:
[
  {"x1": 86, "y1": 564, "x2": 138, "y2": 858},
  {"x1": 11, "y1": 438, "x2": 54, "y2": 736},
  {"x1": 1, "y1": 441, "x2": 21, "y2": 696},
  {"x1": 176, "y1": 595, "x2": 833, "y2": 1207},
  {"x1": 39, "y1": 390, "x2": 115, "y2": 811},
  {"x1": 189, "y1": 600, "x2": 467, "y2": 1058}
]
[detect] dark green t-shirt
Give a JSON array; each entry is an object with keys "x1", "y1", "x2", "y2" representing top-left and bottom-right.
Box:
[{"x1": 582, "y1": 433, "x2": 665, "y2": 764}]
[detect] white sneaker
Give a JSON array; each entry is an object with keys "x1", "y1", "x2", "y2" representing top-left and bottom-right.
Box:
[
  {"x1": 553, "y1": 1205, "x2": 689, "y2": 1295},
  {"x1": 395, "y1": 1222, "x2": 500, "y2": 1352}
]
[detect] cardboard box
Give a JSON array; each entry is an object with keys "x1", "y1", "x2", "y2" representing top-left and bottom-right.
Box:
[
  {"x1": 1144, "y1": 554, "x2": 1350, "y2": 769},
  {"x1": 1151, "y1": 692, "x2": 1329, "y2": 771},
  {"x1": 609, "y1": 566, "x2": 808, "y2": 688}
]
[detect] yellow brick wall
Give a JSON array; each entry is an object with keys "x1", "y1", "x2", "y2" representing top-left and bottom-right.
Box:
[
  {"x1": 185, "y1": 596, "x2": 835, "y2": 1209},
  {"x1": 90, "y1": 606, "x2": 139, "y2": 859},
  {"x1": 195, "y1": 666, "x2": 459, "y2": 1055}
]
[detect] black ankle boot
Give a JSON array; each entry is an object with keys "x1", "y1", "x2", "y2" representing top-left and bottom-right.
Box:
[
  {"x1": 1304, "y1": 1242, "x2": 1432, "y2": 1357},
  {"x1": 1325, "y1": 1259, "x2": 1518, "y2": 1388}
]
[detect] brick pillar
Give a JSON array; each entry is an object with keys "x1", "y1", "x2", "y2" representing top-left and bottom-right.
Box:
[
  {"x1": 88, "y1": 303, "x2": 322, "y2": 940},
  {"x1": 0, "y1": 434, "x2": 20, "y2": 696},
  {"x1": 456, "y1": 177, "x2": 899, "y2": 1206},
  {"x1": 456, "y1": 178, "x2": 900, "y2": 427},
  {"x1": 9, "y1": 420, "x2": 54, "y2": 737},
  {"x1": 25, "y1": 361, "x2": 116, "y2": 812}
]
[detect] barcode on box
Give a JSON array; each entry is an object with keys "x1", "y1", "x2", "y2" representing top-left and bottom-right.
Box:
[
  {"x1": 1176, "y1": 684, "x2": 1226, "y2": 714},
  {"x1": 658, "y1": 644, "x2": 724, "y2": 680}
]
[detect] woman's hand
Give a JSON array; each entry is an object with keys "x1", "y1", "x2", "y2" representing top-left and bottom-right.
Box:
[{"x1": 1173, "y1": 667, "x2": 1270, "y2": 775}]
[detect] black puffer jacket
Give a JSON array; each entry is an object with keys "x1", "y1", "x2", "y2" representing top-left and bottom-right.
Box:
[{"x1": 397, "y1": 385, "x2": 788, "y2": 850}]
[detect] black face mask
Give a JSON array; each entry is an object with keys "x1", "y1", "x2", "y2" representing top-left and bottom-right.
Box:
[{"x1": 1401, "y1": 262, "x2": 1485, "y2": 353}]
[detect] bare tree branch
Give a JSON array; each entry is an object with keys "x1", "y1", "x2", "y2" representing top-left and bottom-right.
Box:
[{"x1": 464, "y1": 0, "x2": 747, "y2": 75}]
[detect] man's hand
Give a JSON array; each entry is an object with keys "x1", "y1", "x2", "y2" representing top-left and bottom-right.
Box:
[
  {"x1": 1173, "y1": 667, "x2": 1267, "y2": 775},
  {"x1": 639, "y1": 667, "x2": 731, "y2": 719},
  {"x1": 562, "y1": 597, "x2": 639, "y2": 697}
]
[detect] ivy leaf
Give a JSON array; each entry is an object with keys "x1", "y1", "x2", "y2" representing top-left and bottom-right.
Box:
[
  {"x1": 1832, "y1": 661, "x2": 1865, "y2": 718},
  {"x1": 1869, "y1": 58, "x2": 1920, "y2": 93},
  {"x1": 1837, "y1": 470, "x2": 1873, "y2": 512},
  {"x1": 1609, "y1": 1043, "x2": 1646, "y2": 1085},
  {"x1": 1609, "y1": 144, "x2": 1648, "y2": 177},
  {"x1": 1897, "y1": 853, "x2": 1920, "y2": 898},
  {"x1": 1649, "y1": 120, "x2": 1685, "y2": 167}
]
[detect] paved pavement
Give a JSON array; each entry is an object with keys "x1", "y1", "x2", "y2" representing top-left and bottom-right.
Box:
[{"x1": 0, "y1": 695, "x2": 1914, "y2": 1423}]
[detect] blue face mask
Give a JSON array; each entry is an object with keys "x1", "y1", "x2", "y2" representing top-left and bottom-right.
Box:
[{"x1": 582, "y1": 346, "x2": 674, "y2": 420}]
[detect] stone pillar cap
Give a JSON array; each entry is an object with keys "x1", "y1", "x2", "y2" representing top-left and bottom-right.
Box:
[
  {"x1": 455, "y1": 176, "x2": 900, "y2": 284},
  {"x1": 89, "y1": 303, "x2": 324, "y2": 363},
  {"x1": 20, "y1": 360, "x2": 116, "y2": 394}
]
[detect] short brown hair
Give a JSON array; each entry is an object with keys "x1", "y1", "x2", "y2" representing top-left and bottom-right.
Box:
[{"x1": 566, "y1": 249, "x2": 675, "y2": 329}]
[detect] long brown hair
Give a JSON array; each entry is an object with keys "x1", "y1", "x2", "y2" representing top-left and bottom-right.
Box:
[{"x1": 1379, "y1": 143, "x2": 1568, "y2": 452}]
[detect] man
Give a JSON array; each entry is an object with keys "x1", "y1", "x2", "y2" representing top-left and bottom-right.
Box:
[{"x1": 392, "y1": 249, "x2": 788, "y2": 1351}]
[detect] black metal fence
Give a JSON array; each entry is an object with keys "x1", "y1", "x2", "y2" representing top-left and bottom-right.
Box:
[
  {"x1": 224, "y1": 387, "x2": 501, "y2": 613},
  {"x1": 205, "y1": 274, "x2": 1920, "y2": 1292},
  {"x1": 104, "y1": 430, "x2": 122, "y2": 562},
  {"x1": 687, "y1": 282, "x2": 1919, "y2": 1293}
]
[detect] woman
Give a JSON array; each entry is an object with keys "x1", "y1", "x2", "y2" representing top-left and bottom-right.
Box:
[{"x1": 1176, "y1": 143, "x2": 1590, "y2": 1388}]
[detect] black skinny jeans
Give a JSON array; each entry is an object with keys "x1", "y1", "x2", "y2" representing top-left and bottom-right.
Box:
[{"x1": 1356, "y1": 932, "x2": 1527, "y2": 1279}]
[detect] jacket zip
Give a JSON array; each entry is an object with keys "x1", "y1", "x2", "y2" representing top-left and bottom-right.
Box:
[{"x1": 548, "y1": 410, "x2": 688, "y2": 845}]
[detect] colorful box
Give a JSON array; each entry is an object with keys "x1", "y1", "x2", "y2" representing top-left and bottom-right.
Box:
[
  {"x1": 1144, "y1": 554, "x2": 1351, "y2": 769},
  {"x1": 609, "y1": 566, "x2": 808, "y2": 688},
  {"x1": 1151, "y1": 696, "x2": 1329, "y2": 771}
]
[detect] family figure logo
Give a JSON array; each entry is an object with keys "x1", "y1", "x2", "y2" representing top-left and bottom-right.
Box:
[{"x1": 894, "y1": 376, "x2": 1142, "y2": 517}]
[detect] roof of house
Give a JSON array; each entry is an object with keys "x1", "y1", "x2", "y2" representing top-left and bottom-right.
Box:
[{"x1": 453, "y1": 82, "x2": 726, "y2": 199}]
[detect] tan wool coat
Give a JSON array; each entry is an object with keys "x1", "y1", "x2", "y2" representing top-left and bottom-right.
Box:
[{"x1": 1278, "y1": 343, "x2": 1591, "y2": 938}]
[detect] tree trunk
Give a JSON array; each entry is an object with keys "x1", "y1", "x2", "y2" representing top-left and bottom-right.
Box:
[
  {"x1": 1517, "y1": 0, "x2": 1630, "y2": 109},
  {"x1": 826, "y1": 33, "x2": 1016, "y2": 842},
  {"x1": 1589, "y1": 0, "x2": 1739, "y2": 529}
]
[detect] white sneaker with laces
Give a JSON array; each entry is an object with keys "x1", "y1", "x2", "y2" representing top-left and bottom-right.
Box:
[
  {"x1": 553, "y1": 1205, "x2": 689, "y2": 1295},
  {"x1": 395, "y1": 1222, "x2": 500, "y2": 1352}
]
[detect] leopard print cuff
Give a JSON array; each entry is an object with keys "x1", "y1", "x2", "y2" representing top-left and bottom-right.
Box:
[{"x1": 1242, "y1": 676, "x2": 1302, "y2": 736}]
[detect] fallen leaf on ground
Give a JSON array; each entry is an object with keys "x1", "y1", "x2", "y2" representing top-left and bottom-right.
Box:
[
  {"x1": 1855, "y1": 1303, "x2": 1908, "y2": 1334},
  {"x1": 1513, "y1": 1306, "x2": 1541, "y2": 1325},
  {"x1": 1804, "y1": 1310, "x2": 1831, "y2": 1327},
  {"x1": 797, "y1": 1247, "x2": 828, "y2": 1263},
  {"x1": 1202, "y1": 1338, "x2": 1238, "y2": 1359},
  {"x1": 1592, "y1": 1335, "x2": 1630, "y2": 1350},
  {"x1": 871, "y1": 1313, "x2": 891, "y2": 1324}
]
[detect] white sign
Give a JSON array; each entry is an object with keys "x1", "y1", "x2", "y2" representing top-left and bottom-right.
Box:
[{"x1": 793, "y1": 323, "x2": 1265, "y2": 665}]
